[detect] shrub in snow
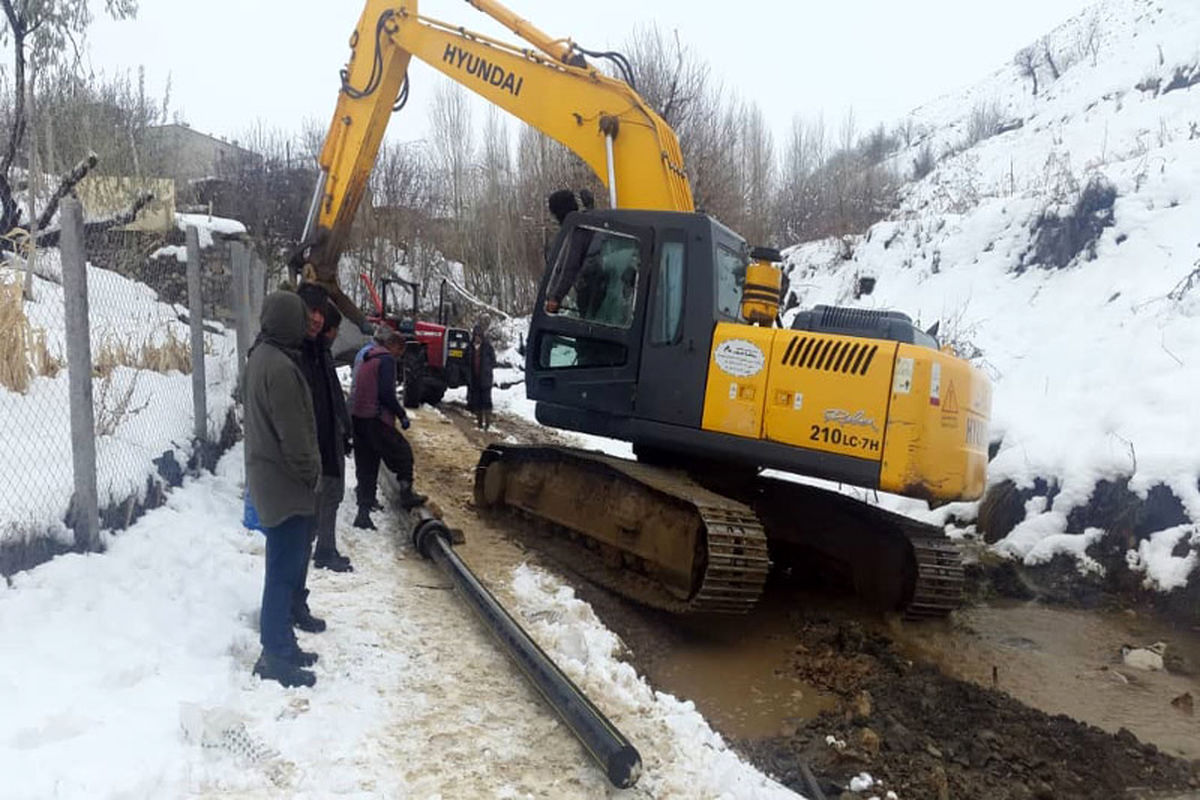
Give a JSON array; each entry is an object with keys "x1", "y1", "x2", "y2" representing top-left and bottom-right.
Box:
[
  {"x1": 966, "y1": 100, "x2": 1003, "y2": 146},
  {"x1": 1161, "y1": 63, "x2": 1200, "y2": 95},
  {"x1": 1022, "y1": 175, "x2": 1116, "y2": 271},
  {"x1": 911, "y1": 142, "x2": 936, "y2": 181}
]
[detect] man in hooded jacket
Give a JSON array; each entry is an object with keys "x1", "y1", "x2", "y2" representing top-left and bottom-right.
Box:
[{"x1": 242, "y1": 291, "x2": 321, "y2": 688}]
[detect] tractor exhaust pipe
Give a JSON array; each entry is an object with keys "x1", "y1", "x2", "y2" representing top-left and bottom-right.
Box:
[{"x1": 410, "y1": 508, "x2": 641, "y2": 789}]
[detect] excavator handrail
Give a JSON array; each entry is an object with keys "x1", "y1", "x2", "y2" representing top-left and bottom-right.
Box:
[{"x1": 462, "y1": 0, "x2": 581, "y2": 66}]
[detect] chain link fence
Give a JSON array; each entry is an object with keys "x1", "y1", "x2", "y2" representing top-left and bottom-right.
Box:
[
  {"x1": 0, "y1": 202, "x2": 254, "y2": 575},
  {"x1": 0, "y1": 254, "x2": 71, "y2": 552}
]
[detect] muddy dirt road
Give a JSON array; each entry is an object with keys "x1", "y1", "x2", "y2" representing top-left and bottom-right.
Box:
[{"x1": 407, "y1": 401, "x2": 1200, "y2": 799}]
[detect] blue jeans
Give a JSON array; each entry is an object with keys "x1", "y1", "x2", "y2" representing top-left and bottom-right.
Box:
[{"x1": 260, "y1": 515, "x2": 314, "y2": 657}]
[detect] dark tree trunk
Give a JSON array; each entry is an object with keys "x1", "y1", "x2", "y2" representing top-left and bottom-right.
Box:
[{"x1": 0, "y1": 0, "x2": 27, "y2": 231}]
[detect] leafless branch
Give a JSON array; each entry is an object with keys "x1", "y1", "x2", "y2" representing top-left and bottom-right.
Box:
[{"x1": 34, "y1": 152, "x2": 97, "y2": 230}]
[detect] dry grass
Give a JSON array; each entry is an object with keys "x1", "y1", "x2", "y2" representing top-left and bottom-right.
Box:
[
  {"x1": 0, "y1": 276, "x2": 60, "y2": 393},
  {"x1": 0, "y1": 278, "x2": 32, "y2": 393},
  {"x1": 93, "y1": 326, "x2": 191, "y2": 378}
]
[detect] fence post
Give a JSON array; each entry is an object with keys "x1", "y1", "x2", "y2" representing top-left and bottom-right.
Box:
[
  {"x1": 230, "y1": 241, "x2": 251, "y2": 373},
  {"x1": 186, "y1": 226, "x2": 207, "y2": 443},
  {"x1": 60, "y1": 199, "x2": 100, "y2": 551},
  {"x1": 249, "y1": 254, "x2": 265, "y2": 335}
]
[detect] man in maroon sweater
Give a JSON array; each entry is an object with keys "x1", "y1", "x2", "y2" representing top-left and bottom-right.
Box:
[{"x1": 350, "y1": 329, "x2": 427, "y2": 529}]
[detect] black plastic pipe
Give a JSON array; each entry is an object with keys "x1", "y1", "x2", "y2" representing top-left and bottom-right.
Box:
[{"x1": 411, "y1": 509, "x2": 642, "y2": 789}]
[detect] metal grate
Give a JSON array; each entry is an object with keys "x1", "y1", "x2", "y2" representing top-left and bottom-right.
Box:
[{"x1": 780, "y1": 335, "x2": 879, "y2": 376}]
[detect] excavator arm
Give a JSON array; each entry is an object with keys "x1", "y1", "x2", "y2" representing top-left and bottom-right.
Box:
[{"x1": 297, "y1": 0, "x2": 693, "y2": 328}]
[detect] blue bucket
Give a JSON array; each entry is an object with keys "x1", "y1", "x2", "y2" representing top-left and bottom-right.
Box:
[{"x1": 242, "y1": 491, "x2": 263, "y2": 532}]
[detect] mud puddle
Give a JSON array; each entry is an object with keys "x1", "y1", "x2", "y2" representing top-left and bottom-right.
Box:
[
  {"x1": 890, "y1": 601, "x2": 1200, "y2": 759},
  {"x1": 640, "y1": 594, "x2": 839, "y2": 740}
]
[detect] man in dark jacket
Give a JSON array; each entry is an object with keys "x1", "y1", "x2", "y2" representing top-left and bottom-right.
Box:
[
  {"x1": 288, "y1": 283, "x2": 335, "y2": 634},
  {"x1": 350, "y1": 328, "x2": 426, "y2": 529},
  {"x1": 312, "y1": 302, "x2": 354, "y2": 571},
  {"x1": 544, "y1": 187, "x2": 594, "y2": 314},
  {"x1": 466, "y1": 322, "x2": 496, "y2": 430},
  {"x1": 243, "y1": 291, "x2": 321, "y2": 688}
]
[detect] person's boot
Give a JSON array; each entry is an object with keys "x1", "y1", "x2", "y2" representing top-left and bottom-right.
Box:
[
  {"x1": 352, "y1": 506, "x2": 376, "y2": 530},
  {"x1": 314, "y1": 548, "x2": 354, "y2": 572},
  {"x1": 292, "y1": 589, "x2": 326, "y2": 633},
  {"x1": 484, "y1": 410, "x2": 492, "y2": 431},
  {"x1": 253, "y1": 651, "x2": 316, "y2": 688},
  {"x1": 398, "y1": 481, "x2": 427, "y2": 510},
  {"x1": 475, "y1": 411, "x2": 484, "y2": 429},
  {"x1": 285, "y1": 646, "x2": 319, "y2": 667}
]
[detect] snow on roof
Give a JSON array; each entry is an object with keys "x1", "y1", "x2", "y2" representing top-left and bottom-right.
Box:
[{"x1": 175, "y1": 213, "x2": 247, "y2": 248}]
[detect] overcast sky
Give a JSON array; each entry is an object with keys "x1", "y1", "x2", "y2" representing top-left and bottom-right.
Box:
[{"x1": 83, "y1": 0, "x2": 1096, "y2": 152}]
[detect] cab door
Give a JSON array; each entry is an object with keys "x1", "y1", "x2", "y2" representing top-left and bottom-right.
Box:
[
  {"x1": 634, "y1": 227, "x2": 707, "y2": 427},
  {"x1": 527, "y1": 215, "x2": 653, "y2": 416}
]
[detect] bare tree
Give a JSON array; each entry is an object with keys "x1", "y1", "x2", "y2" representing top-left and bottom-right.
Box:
[
  {"x1": 0, "y1": 0, "x2": 139, "y2": 241},
  {"x1": 1041, "y1": 37, "x2": 1061, "y2": 81},
  {"x1": 428, "y1": 81, "x2": 474, "y2": 219},
  {"x1": 739, "y1": 102, "x2": 774, "y2": 246},
  {"x1": 1014, "y1": 46, "x2": 1040, "y2": 96},
  {"x1": 622, "y1": 23, "x2": 709, "y2": 134},
  {"x1": 1078, "y1": 13, "x2": 1102, "y2": 67}
]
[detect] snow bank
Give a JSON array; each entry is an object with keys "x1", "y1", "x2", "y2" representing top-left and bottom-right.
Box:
[
  {"x1": 509, "y1": 564, "x2": 799, "y2": 799},
  {"x1": 0, "y1": 452, "x2": 260, "y2": 797}
]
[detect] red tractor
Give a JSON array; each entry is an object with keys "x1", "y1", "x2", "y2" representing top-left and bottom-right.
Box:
[{"x1": 360, "y1": 273, "x2": 471, "y2": 407}]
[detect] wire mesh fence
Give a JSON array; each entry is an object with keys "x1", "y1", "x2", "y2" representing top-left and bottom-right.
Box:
[
  {"x1": 0, "y1": 256, "x2": 72, "y2": 547},
  {"x1": 0, "y1": 209, "x2": 246, "y2": 573}
]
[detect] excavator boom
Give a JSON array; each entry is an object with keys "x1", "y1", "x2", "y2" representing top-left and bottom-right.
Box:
[{"x1": 299, "y1": 0, "x2": 692, "y2": 327}]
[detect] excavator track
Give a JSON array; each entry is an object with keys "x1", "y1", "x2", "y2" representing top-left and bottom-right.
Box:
[
  {"x1": 474, "y1": 445, "x2": 963, "y2": 619},
  {"x1": 475, "y1": 444, "x2": 770, "y2": 614},
  {"x1": 744, "y1": 475, "x2": 964, "y2": 619},
  {"x1": 903, "y1": 538, "x2": 966, "y2": 619}
]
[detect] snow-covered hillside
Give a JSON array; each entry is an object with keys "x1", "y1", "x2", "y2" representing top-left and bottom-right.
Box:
[{"x1": 782, "y1": 0, "x2": 1200, "y2": 590}]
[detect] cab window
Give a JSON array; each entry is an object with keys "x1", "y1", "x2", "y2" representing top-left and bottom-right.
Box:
[
  {"x1": 650, "y1": 239, "x2": 685, "y2": 344},
  {"x1": 715, "y1": 244, "x2": 747, "y2": 322},
  {"x1": 546, "y1": 226, "x2": 641, "y2": 329},
  {"x1": 537, "y1": 333, "x2": 627, "y2": 369}
]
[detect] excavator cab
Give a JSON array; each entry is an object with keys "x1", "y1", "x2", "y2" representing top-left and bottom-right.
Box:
[
  {"x1": 529, "y1": 208, "x2": 746, "y2": 434},
  {"x1": 528, "y1": 207, "x2": 990, "y2": 503}
]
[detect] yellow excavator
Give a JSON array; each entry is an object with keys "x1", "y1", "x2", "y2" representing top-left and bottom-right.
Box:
[{"x1": 297, "y1": 0, "x2": 992, "y2": 618}]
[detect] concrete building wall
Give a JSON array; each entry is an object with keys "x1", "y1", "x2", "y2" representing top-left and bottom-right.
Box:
[{"x1": 141, "y1": 124, "x2": 263, "y2": 185}]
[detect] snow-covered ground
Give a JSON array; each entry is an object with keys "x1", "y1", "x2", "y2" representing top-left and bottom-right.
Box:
[{"x1": 0, "y1": 444, "x2": 801, "y2": 799}]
